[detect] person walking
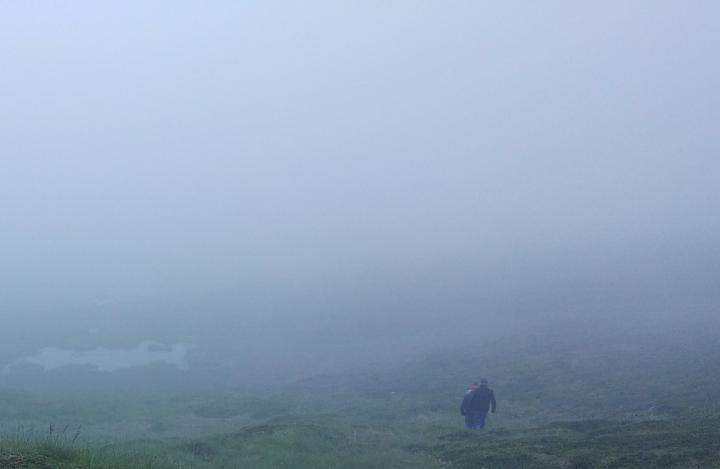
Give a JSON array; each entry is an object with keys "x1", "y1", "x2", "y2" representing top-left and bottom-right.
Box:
[{"x1": 460, "y1": 378, "x2": 496, "y2": 429}]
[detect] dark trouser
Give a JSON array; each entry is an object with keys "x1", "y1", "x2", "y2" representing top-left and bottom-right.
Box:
[{"x1": 464, "y1": 411, "x2": 487, "y2": 429}]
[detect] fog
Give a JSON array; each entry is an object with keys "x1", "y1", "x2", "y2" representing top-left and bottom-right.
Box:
[{"x1": 1, "y1": 2, "x2": 718, "y2": 384}]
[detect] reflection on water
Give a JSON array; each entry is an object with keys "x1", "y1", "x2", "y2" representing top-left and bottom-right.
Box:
[{"x1": 6, "y1": 341, "x2": 194, "y2": 372}]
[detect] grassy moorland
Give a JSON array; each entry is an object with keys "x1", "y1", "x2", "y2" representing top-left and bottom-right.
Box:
[
  {"x1": 1, "y1": 325, "x2": 719, "y2": 468},
  {"x1": 3, "y1": 413, "x2": 719, "y2": 468}
]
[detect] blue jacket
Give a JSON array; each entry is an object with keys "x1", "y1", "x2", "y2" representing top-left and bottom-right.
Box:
[{"x1": 461, "y1": 385, "x2": 496, "y2": 415}]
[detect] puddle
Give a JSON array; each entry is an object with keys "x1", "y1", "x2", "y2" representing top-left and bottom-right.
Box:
[{"x1": 6, "y1": 341, "x2": 194, "y2": 372}]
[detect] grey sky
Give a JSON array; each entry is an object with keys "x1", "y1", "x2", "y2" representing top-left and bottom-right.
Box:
[{"x1": 1, "y1": 1, "x2": 718, "y2": 329}]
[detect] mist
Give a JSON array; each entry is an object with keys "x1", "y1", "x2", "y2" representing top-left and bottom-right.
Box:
[{"x1": 1, "y1": 1, "x2": 718, "y2": 384}]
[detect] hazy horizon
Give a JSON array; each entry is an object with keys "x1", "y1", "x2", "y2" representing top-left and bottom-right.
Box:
[{"x1": 1, "y1": 2, "x2": 718, "y2": 379}]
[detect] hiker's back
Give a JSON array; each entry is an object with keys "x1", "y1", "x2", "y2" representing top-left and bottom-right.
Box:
[
  {"x1": 468, "y1": 385, "x2": 495, "y2": 412},
  {"x1": 461, "y1": 380, "x2": 497, "y2": 429}
]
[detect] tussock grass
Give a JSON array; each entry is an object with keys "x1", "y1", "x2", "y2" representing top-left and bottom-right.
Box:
[{"x1": 2, "y1": 329, "x2": 719, "y2": 468}]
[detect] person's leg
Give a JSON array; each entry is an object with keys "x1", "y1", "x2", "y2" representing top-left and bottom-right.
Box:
[
  {"x1": 467, "y1": 412, "x2": 481, "y2": 429},
  {"x1": 464, "y1": 413, "x2": 473, "y2": 429},
  {"x1": 475, "y1": 412, "x2": 487, "y2": 429}
]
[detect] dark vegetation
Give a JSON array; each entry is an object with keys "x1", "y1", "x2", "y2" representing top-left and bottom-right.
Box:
[{"x1": 0, "y1": 325, "x2": 718, "y2": 468}]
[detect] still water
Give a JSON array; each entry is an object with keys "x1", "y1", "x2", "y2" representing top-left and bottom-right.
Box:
[{"x1": 6, "y1": 341, "x2": 194, "y2": 372}]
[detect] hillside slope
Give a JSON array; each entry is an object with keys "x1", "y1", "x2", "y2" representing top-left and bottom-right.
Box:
[
  {"x1": 2, "y1": 325, "x2": 719, "y2": 468},
  {"x1": 2, "y1": 413, "x2": 719, "y2": 468}
]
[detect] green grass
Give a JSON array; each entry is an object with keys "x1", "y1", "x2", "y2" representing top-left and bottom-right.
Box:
[
  {"x1": 422, "y1": 415, "x2": 720, "y2": 468},
  {"x1": 1, "y1": 327, "x2": 719, "y2": 468},
  {"x1": 3, "y1": 414, "x2": 719, "y2": 468}
]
